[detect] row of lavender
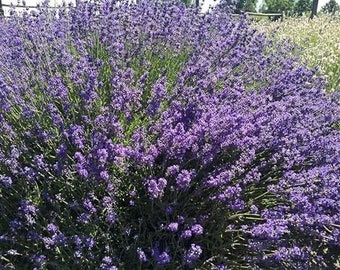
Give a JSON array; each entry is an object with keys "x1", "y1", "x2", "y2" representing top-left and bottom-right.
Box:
[{"x1": 0, "y1": 1, "x2": 339, "y2": 269}]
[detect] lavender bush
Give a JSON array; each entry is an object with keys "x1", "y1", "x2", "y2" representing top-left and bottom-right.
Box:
[{"x1": 0, "y1": 1, "x2": 340, "y2": 269}]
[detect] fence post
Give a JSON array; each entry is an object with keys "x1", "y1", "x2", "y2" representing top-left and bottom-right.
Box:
[
  {"x1": 310, "y1": 0, "x2": 318, "y2": 19},
  {"x1": 0, "y1": 0, "x2": 4, "y2": 16}
]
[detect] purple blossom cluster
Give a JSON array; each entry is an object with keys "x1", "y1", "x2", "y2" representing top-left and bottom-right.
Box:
[{"x1": 0, "y1": 0, "x2": 340, "y2": 269}]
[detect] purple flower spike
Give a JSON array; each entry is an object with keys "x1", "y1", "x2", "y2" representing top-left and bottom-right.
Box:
[
  {"x1": 167, "y1": 222, "x2": 179, "y2": 232},
  {"x1": 146, "y1": 178, "x2": 167, "y2": 198},
  {"x1": 137, "y1": 247, "x2": 147, "y2": 262},
  {"x1": 190, "y1": 224, "x2": 203, "y2": 236},
  {"x1": 184, "y1": 244, "x2": 202, "y2": 264}
]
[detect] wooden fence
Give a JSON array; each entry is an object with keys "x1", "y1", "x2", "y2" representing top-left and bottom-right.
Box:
[{"x1": 233, "y1": 11, "x2": 285, "y2": 21}]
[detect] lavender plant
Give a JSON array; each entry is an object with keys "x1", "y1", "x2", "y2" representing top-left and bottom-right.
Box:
[{"x1": 0, "y1": 1, "x2": 340, "y2": 269}]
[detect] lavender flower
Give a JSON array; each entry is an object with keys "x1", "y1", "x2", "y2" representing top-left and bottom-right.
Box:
[
  {"x1": 166, "y1": 165, "x2": 180, "y2": 176},
  {"x1": 165, "y1": 206, "x2": 174, "y2": 215},
  {"x1": 85, "y1": 237, "x2": 95, "y2": 249},
  {"x1": 184, "y1": 244, "x2": 202, "y2": 264},
  {"x1": 105, "y1": 212, "x2": 117, "y2": 225},
  {"x1": 146, "y1": 178, "x2": 167, "y2": 198},
  {"x1": 190, "y1": 224, "x2": 203, "y2": 236},
  {"x1": 181, "y1": 230, "x2": 193, "y2": 239},
  {"x1": 176, "y1": 170, "x2": 193, "y2": 189},
  {"x1": 47, "y1": 223, "x2": 58, "y2": 234},
  {"x1": 77, "y1": 213, "x2": 91, "y2": 224},
  {"x1": 53, "y1": 233, "x2": 68, "y2": 247},
  {"x1": 83, "y1": 198, "x2": 97, "y2": 214},
  {"x1": 42, "y1": 237, "x2": 55, "y2": 249},
  {"x1": 152, "y1": 250, "x2": 171, "y2": 265},
  {"x1": 167, "y1": 222, "x2": 179, "y2": 232},
  {"x1": 30, "y1": 254, "x2": 46, "y2": 266},
  {"x1": 137, "y1": 247, "x2": 147, "y2": 262},
  {"x1": 100, "y1": 256, "x2": 117, "y2": 270},
  {"x1": 0, "y1": 175, "x2": 12, "y2": 188},
  {"x1": 73, "y1": 235, "x2": 82, "y2": 247}
]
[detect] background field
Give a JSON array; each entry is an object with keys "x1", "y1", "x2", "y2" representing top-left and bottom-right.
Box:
[{"x1": 253, "y1": 14, "x2": 340, "y2": 92}]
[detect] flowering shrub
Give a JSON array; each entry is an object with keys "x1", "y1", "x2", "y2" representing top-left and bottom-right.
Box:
[
  {"x1": 1, "y1": 1, "x2": 340, "y2": 269},
  {"x1": 254, "y1": 14, "x2": 340, "y2": 92}
]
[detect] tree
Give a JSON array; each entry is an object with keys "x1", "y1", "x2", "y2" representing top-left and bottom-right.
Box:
[
  {"x1": 179, "y1": 0, "x2": 198, "y2": 7},
  {"x1": 261, "y1": 0, "x2": 295, "y2": 12},
  {"x1": 294, "y1": 0, "x2": 312, "y2": 15},
  {"x1": 0, "y1": 0, "x2": 4, "y2": 16},
  {"x1": 225, "y1": 0, "x2": 258, "y2": 13},
  {"x1": 321, "y1": 0, "x2": 340, "y2": 14},
  {"x1": 236, "y1": 0, "x2": 257, "y2": 13}
]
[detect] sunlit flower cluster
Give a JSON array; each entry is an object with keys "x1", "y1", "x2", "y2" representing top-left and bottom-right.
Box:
[{"x1": 254, "y1": 14, "x2": 340, "y2": 91}]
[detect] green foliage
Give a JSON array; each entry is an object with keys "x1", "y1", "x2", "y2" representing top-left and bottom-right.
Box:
[
  {"x1": 261, "y1": 0, "x2": 295, "y2": 12},
  {"x1": 321, "y1": 0, "x2": 340, "y2": 14},
  {"x1": 237, "y1": 0, "x2": 258, "y2": 13},
  {"x1": 177, "y1": 0, "x2": 201, "y2": 7},
  {"x1": 294, "y1": 0, "x2": 312, "y2": 15}
]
